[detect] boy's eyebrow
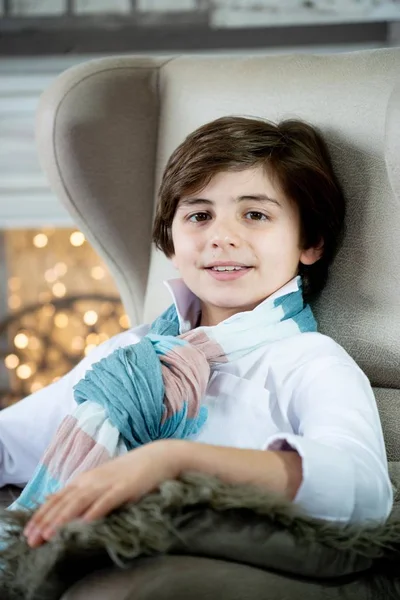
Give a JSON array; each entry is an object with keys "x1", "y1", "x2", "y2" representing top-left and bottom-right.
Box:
[{"x1": 178, "y1": 194, "x2": 282, "y2": 208}]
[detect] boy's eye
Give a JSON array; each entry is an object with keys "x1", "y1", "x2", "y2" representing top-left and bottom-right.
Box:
[
  {"x1": 188, "y1": 212, "x2": 210, "y2": 222},
  {"x1": 187, "y1": 211, "x2": 269, "y2": 223},
  {"x1": 245, "y1": 211, "x2": 269, "y2": 221}
]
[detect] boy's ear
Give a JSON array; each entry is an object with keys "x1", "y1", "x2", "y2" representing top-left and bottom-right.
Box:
[
  {"x1": 300, "y1": 239, "x2": 324, "y2": 266},
  {"x1": 170, "y1": 255, "x2": 178, "y2": 269}
]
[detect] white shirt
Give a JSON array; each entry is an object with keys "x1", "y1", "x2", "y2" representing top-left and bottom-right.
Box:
[{"x1": 0, "y1": 276, "x2": 393, "y2": 524}]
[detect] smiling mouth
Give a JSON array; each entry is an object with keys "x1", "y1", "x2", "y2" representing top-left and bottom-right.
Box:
[{"x1": 206, "y1": 266, "x2": 249, "y2": 272}]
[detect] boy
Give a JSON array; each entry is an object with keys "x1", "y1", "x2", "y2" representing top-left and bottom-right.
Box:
[{"x1": 0, "y1": 116, "x2": 393, "y2": 548}]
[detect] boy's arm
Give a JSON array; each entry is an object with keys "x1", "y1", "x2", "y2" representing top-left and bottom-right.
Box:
[
  {"x1": 176, "y1": 442, "x2": 303, "y2": 500},
  {"x1": 23, "y1": 439, "x2": 302, "y2": 547},
  {"x1": 177, "y1": 359, "x2": 392, "y2": 525},
  {"x1": 0, "y1": 325, "x2": 149, "y2": 488}
]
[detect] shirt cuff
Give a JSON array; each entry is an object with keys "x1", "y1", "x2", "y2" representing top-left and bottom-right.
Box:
[{"x1": 264, "y1": 433, "x2": 355, "y2": 523}]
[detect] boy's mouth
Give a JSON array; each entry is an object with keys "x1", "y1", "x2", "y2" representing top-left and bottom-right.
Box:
[
  {"x1": 204, "y1": 261, "x2": 252, "y2": 271},
  {"x1": 204, "y1": 266, "x2": 252, "y2": 281},
  {"x1": 206, "y1": 266, "x2": 248, "y2": 272}
]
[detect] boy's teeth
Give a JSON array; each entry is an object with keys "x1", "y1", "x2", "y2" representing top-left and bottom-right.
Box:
[{"x1": 212, "y1": 266, "x2": 245, "y2": 271}]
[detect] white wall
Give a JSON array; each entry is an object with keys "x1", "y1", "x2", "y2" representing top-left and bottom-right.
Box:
[{"x1": 0, "y1": 62, "x2": 74, "y2": 228}]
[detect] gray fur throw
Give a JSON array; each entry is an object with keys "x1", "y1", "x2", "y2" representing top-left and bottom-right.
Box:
[{"x1": 0, "y1": 469, "x2": 400, "y2": 600}]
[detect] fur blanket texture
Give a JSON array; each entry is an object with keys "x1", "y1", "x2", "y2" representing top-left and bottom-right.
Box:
[{"x1": 0, "y1": 467, "x2": 400, "y2": 600}]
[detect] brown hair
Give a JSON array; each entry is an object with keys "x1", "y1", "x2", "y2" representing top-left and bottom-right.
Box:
[{"x1": 152, "y1": 116, "x2": 346, "y2": 303}]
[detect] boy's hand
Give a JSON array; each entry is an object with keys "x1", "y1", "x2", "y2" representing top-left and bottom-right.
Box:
[{"x1": 23, "y1": 439, "x2": 184, "y2": 548}]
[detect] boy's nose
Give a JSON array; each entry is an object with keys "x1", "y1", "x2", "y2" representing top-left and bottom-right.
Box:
[
  {"x1": 211, "y1": 234, "x2": 239, "y2": 249},
  {"x1": 209, "y1": 223, "x2": 241, "y2": 248}
]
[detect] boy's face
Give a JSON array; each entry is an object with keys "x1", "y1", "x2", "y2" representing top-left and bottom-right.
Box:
[{"x1": 171, "y1": 166, "x2": 322, "y2": 327}]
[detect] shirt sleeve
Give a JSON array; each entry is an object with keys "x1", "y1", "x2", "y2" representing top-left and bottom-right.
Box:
[
  {"x1": 264, "y1": 358, "x2": 393, "y2": 525},
  {"x1": 0, "y1": 324, "x2": 149, "y2": 488}
]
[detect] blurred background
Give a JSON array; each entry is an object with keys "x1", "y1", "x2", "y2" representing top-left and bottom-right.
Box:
[{"x1": 1, "y1": 0, "x2": 400, "y2": 406}]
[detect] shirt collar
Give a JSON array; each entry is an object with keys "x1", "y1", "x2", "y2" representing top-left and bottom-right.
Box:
[{"x1": 163, "y1": 275, "x2": 302, "y2": 334}]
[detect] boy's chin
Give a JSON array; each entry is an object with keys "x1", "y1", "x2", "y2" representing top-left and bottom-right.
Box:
[{"x1": 201, "y1": 295, "x2": 253, "y2": 310}]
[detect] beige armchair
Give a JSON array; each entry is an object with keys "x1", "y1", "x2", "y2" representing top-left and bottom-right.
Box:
[{"x1": 32, "y1": 48, "x2": 400, "y2": 600}]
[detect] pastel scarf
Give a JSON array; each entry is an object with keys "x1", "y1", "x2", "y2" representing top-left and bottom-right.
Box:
[{"x1": 11, "y1": 275, "x2": 317, "y2": 511}]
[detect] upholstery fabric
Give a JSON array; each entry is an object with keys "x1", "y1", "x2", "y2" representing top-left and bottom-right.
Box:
[
  {"x1": 36, "y1": 57, "x2": 166, "y2": 326},
  {"x1": 60, "y1": 556, "x2": 376, "y2": 600}
]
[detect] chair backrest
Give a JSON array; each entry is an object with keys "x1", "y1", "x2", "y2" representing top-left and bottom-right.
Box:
[{"x1": 36, "y1": 49, "x2": 400, "y2": 460}]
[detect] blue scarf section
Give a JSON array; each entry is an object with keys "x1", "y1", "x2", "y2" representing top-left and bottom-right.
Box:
[{"x1": 73, "y1": 276, "x2": 317, "y2": 448}]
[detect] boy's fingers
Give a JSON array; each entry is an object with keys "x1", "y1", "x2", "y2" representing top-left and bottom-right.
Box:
[
  {"x1": 30, "y1": 492, "x2": 60, "y2": 519},
  {"x1": 40, "y1": 490, "x2": 95, "y2": 535},
  {"x1": 83, "y1": 488, "x2": 126, "y2": 522},
  {"x1": 24, "y1": 493, "x2": 64, "y2": 536},
  {"x1": 25, "y1": 487, "x2": 86, "y2": 543},
  {"x1": 26, "y1": 528, "x2": 46, "y2": 548}
]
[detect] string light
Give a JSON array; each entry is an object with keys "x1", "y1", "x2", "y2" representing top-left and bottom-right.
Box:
[
  {"x1": 14, "y1": 333, "x2": 29, "y2": 349},
  {"x1": 91, "y1": 266, "x2": 105, "y2": 280},
  {"x1": 119, "y1": 314, "x2": 131, "y2": 329},
  {"x1": 16, "y1": 364, "x2": 32, "y2": 380},
  {"x1": 86, "y1": 333, "x2": 99, "y2": 345},
  {"x1": 54, "y1": 313, "x2": 69, "y2": 328},
  {"x1": 33, "y1": 233, "x2": 48, "y2": 248},
  {"x1": 52, "y1": 282, "x2": 66, "y2": 298},
  {"x1": 70, "y1": 231, "x2": 85, "y2": 247},
  {"x1": 8, "y1": 295, "x2": 21, "y2": 310},
  {"x1": 83, "y1": 310, "x2": 98, "y2": 326},
  {"x1": 5, "y1": 354, "x2": 19, "y2": 369}
]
